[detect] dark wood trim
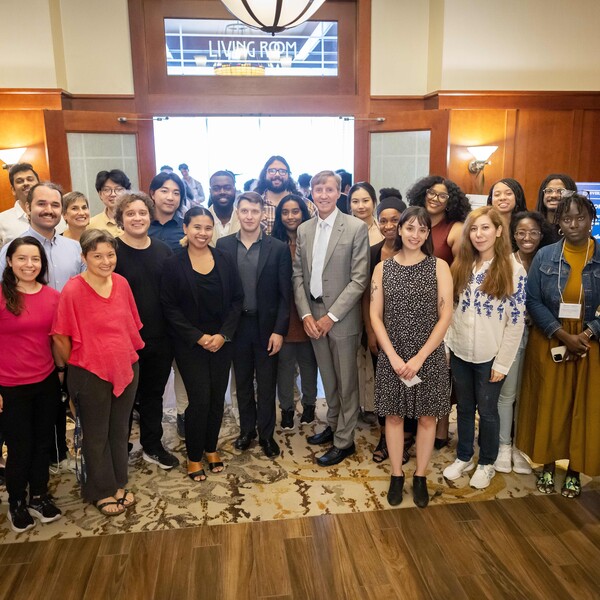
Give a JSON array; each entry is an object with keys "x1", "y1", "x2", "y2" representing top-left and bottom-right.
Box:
[
  {"x1": 370, "y1": 96, "x2": 427, "y2": 112},
  {"x1": 427, "y1": 90, "x2": 600, "y2": 110},
  {"x1": 569, "y1": 109, "x2": 584, "y2": 176},
  {"x1": 503, "y1": 109, "x2": 518, "y2": 178},
  {"x1": 64, "y1": 95, "x2": 137, "y2": 113},
  {"x1": 43, "y1": 110, "x2": 72, "y2": 192},
  {"x1": 0, "y1": 89, "x2": 64, "y2": 110},
  {"x1": 356, "y1": 0, "x2": 371, "y2": 116}
]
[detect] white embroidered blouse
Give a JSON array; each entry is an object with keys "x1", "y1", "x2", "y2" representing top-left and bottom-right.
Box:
[{"x1": 445, "y1": 255, "x2": 527, "y2": 375}]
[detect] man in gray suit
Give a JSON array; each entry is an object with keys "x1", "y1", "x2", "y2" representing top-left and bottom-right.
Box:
[{"x1": 293, "y1": 170, "x2": 369, "y2": 466}]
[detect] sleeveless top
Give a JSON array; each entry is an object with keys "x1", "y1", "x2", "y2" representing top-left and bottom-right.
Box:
[{"x1": 431, "y1": 218, "x2": 455, "y2": 265}]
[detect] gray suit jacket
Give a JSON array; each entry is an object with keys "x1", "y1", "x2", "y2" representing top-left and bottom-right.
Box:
[{"x1": 292, "y1": 210, "x2": 369, "y2": 338}]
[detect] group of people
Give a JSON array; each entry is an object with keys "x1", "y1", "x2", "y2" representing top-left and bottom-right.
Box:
[{"x1": 0, "y1": 157, "x2": 598, "y2": 534}]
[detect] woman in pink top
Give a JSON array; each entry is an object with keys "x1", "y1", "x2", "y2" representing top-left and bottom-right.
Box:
[
  {"x1": 53, "y1": 229, "x2": 144, "y2": 517},
  {"x1": 0, "y1": 237, "x2": 63, "y2": 533}
]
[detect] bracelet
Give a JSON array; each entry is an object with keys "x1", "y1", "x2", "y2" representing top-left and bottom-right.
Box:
[
  {"x1": 583, "y1": 329, "x2": 593, "y2": 339},
  {"x1": 55, "y1": 365, "x2": 67, "y2": 373}
]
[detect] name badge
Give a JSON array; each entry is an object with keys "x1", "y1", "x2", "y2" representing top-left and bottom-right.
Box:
[{"x1": 559, "y1": 303, "x2": 582, "y2": 319}]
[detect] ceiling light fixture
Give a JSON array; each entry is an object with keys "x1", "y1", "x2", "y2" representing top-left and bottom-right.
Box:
[{"x1": 219, "y1": 0, "x2": 327, "y2": 35}]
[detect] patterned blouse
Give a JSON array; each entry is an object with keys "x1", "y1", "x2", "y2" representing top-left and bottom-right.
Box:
[{"x1": 445, "y1": 254, "x2": 527, "y2": 374}]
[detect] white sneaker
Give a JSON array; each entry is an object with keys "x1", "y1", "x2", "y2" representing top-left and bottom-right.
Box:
[
  {"x1": 470, "y1": 464, "x2": 495, "y2": 489},
  {"x1": 512, "y1": 447, "x2": 533, "y2": 475},
  {"x1": 494, "y1": 444, "x2": 512, "y2": 473},
  {"x1": 443, "y1": 458, "x2": 475, "y2": 481}
]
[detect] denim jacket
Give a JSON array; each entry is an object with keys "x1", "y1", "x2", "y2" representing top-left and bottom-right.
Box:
[{"x1": 526, "y1": 239, "x2": 600, "y2": 338}]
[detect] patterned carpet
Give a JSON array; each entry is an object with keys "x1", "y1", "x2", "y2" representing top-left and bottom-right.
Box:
[{"x1": 1, "y1": 394, "x2": 597, "y2": 544}]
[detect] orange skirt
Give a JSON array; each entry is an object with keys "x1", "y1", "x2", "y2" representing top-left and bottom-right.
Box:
[{"x1": 516, "y1": 320, "x2": 600, "y2": 476}]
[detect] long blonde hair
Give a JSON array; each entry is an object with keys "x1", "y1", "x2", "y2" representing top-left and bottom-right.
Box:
[{"x1": 451, "y1": 206, "x2": 514, "y2": 300}]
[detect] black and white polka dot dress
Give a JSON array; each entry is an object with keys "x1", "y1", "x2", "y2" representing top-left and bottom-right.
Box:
[{"x1": 374, "y1": 256, "x2": 450, "y2": 418}]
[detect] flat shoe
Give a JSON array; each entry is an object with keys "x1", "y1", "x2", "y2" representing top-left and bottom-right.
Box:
[
  {"x1": 116, "y1": 489, "x2": 136, "y2": 508},
  {"x1": 94, "y1": 499, "x2": 125, "y2": 517},
  {"x1": 561, "y1": 474, "x2": 581, "y2": 499},
  {"x1": 536, "y1": 470, "x2": 555, "y2": 494}
]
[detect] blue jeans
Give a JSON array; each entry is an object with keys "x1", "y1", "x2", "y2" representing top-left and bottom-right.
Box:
[{"x1": 450, "y1": 353, "x2": 503, "y2": 466}]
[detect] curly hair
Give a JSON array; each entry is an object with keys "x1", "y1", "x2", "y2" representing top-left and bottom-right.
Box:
[
  {"x1": 451, "y1": 206, "x2": 514, "y2": 300},
  {"x1": 255, "y1": 156, "x2": 298, "y2": 195},
  {"x1": 555, "y1": 194, "x2": 597, "y2": 226},
  {"x1": 407, "y1": 175, "x2": 471, "y2": 222}
]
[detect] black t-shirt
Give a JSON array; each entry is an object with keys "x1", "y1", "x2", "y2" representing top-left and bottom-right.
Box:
[{"x1": 115, "y1": 238, "x2": 173, "y2": 341}]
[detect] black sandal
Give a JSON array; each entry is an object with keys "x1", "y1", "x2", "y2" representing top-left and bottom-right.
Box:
[
  {"x1": 537, "y1": 469, "x2": 555, "y2": 494},
  {"x1": 188, "y1": 461, "x2": 207, "y2": 482},
  {"x1": 206, "y1": 452, "x2": 224, "y2": 473},
  {"x1": 372, "y1": 434, "x2": 388, "y2": 463}
]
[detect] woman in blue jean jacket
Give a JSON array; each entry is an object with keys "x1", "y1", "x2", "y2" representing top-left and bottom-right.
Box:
[{"x1": 516, "y1": 194, "x2": 600, "y2": 498}]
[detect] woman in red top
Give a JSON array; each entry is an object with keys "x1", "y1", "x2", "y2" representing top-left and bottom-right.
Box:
[
  {"x1": 0, "y1": 237, "x2": 63, "y2": 533},
  {"x1": 53, "y1": 229, "x2": 144, "y2": 516}
]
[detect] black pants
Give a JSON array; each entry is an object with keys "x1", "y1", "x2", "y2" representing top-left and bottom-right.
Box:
[
  {"x1": 68, "y1": 364, "x2": 139, "y2": 503},
  {"x1": 233, "y1": 314, "x2": 278, "y2": 440},
  {"x1": 135, "y1": 337, "x2": 174, "y2": 453},
  {"x1": 175, "y1": 342, "x2": 233, "y2": 462},
  {"x1": 0, "y1": 372, "x2": 60, "y2": 504}
]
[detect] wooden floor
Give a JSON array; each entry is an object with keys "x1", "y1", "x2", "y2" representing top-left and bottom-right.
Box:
[{"x1": 1, "y1": 491, "x2": 599, "y2": 600}]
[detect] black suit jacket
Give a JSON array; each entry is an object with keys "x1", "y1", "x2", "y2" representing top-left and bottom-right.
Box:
[
  {"x1": 216, "y1": 233, "x2": 292, "y2": 348},
  {"x1": 160, "y1": 246, "x2": 243, "y2": 347}
]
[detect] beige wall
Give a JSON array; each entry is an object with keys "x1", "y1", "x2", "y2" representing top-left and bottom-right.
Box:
[
  {"x1": 0, "y1": 0, "x2": 134, "y2": 94},
  {"x1": 371, "y1": 0, "x2": 430, "y2": 96},
  {"x1": 2, "y1": 0, "x2": 59, "y2": 88},
  {"x1": 372, "y1": 0, "x2": 600, "y2": 95}
]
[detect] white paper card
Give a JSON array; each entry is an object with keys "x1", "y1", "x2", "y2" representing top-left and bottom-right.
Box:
[
  {"x1": 401, "y1": 374, "x2": 422, "y2": 387},
  {"x1": 559, "y1": 302, "x2": 582, "y2": 319}
]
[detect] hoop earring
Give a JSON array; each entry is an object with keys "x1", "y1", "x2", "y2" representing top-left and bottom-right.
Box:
[{"x1": 558, "y1": 228, "x2": 563, "y2": 236}]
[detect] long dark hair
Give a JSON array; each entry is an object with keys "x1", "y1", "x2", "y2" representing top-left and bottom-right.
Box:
[
  {"x1": 1, "y1": 237, "x2": 48, "y2": 315},
  {"x1": 393, "y1": 206, "x2": 434, "y2": 255},
  {"x1": 486, "y1": 178, "x2": 527, "y2": 214},
  {"x1": 272, "y1": 194, "x2": 310, "y2": 242},
  {"x1": 347, "y1": 182, "x2": 377, "y2": 214},
  {"x1": 535, "y1": 173, "x2": 577, "y2": 218}
]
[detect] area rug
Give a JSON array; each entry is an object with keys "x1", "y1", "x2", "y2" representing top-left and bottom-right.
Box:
[{"x1": 1, "y1": 397, "x2": 597, "y2": 544}]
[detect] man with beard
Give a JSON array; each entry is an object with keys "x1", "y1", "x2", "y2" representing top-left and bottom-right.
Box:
[
  {"x1": 255, "y1": 156, "x2": 316, "y2": 235},
  {"x1": 0, "y1": 163, "x2": 65, "y2": 247},
  {"x1": 208, "y1": 170, "x2": 240, "y2": 244}
]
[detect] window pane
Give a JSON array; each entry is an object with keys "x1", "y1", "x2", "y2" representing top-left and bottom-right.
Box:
[{"x1": 164, "y1": 18, "x2": 338, "y2": 77}]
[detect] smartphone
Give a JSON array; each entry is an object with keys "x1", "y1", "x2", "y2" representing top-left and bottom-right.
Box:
[{"x1": 551, "y1": 345, "x2": 567, "y2": 363}]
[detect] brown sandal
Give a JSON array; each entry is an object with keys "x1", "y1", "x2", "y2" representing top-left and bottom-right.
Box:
[
  {"x1": 187, "y1": 461, "x2": 206, "y2": 482},
  {"x1": 205, "y1": 452, "x2": 224, "y2": 473}
]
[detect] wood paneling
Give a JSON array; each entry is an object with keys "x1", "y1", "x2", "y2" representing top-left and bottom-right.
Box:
[
  {"x1": 1, "y1": 492, "x2": 599, "y2": 599},
  {"x1": 0, "y1": 110, "x2": 50, "y2": 212},
  {"x1": 0, "y1": 89, "x2": 64, "y2": 110},
  {"x1": 129, "y1": 0, "x2": 363, "y2": 116}
]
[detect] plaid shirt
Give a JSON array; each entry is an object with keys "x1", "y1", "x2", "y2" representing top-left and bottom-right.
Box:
[{"x1": 262, "y1": 194, "x2": 317, "y2": 235}]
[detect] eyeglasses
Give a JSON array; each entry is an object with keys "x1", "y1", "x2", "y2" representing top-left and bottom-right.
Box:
[
  {"x1": 515, "y1": 230, "x2": 542, "y2": 240},
  {"x1": 267, "y1": 168, "x2": 289, "y2": 176},
  {"x1": 425, "y1": 189, "x2": 449, "y2": 202},
  {"x1": 210, "y1": 185, "x2": 235, "y2": 193},
  {"x1": 543, "y1": 187, "x2": 566, "y2": 196},
  {"x1": 101, "y1": 187, "x2": 125, "y2": 196}
]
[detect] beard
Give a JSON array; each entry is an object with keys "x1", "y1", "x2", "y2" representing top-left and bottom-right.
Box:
[
  {"x1": 266, "y1": 178, "x2": 292, "y2": 193},
  {"x1": 211, "y1": 195, "x2": 235, "y2": 215}
]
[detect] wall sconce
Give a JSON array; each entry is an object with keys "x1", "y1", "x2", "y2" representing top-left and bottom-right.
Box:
[
  {"x1": 0, "y1": 147, "x2": 27, "y2": 170},
  {"x1": 467, "y1": 146, "x2": 498, "y2": 175}
]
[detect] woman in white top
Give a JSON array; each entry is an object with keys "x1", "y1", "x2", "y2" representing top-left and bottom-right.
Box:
[{"x1": 443, "y1": 206, "x2": 526, "y2": 489}]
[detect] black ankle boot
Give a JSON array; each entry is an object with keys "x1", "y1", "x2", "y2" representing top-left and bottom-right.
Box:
[
  {"x1": 413, "y1": 475, "x2": 429, "y2": 508},
  {"x1": 387, "y1": 474, "x2": 405, "y2": 506}
]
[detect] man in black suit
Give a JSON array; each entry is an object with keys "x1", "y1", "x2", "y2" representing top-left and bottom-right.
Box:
[{"x1": 216, "y1": 192, "x2": 292, "y2": 457}]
